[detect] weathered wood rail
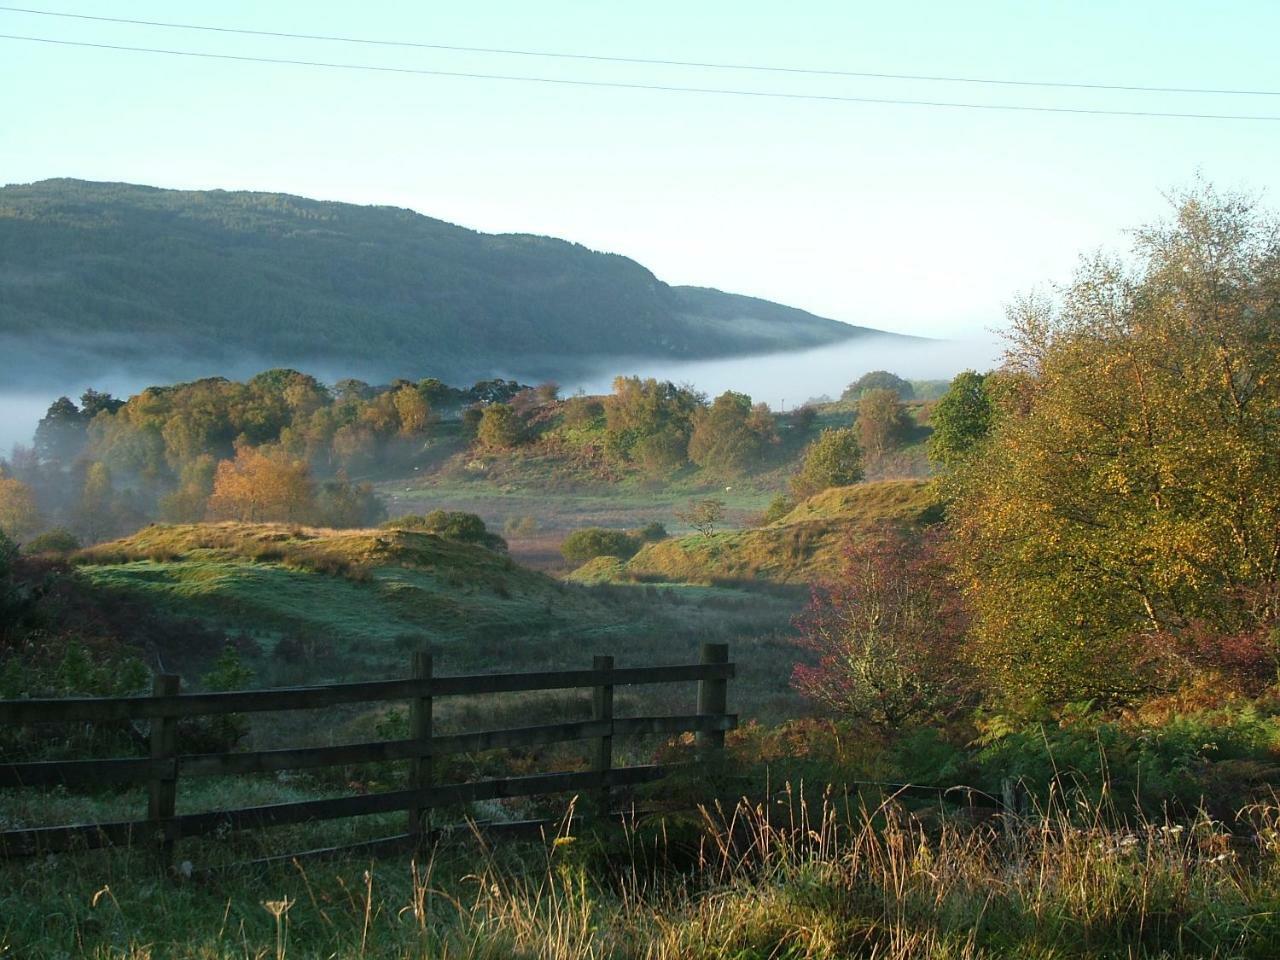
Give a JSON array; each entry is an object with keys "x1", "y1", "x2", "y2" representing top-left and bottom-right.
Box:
[{"x1": 0, "y1": 643, "x2": 735, "y2": 864}]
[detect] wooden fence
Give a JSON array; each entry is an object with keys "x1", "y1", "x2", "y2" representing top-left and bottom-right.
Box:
[{"x1": 0, "y1": 643, "x2": 735, "y2": 866}]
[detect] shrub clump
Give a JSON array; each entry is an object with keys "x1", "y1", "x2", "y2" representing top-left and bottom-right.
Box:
[
  {"x1": 381, "y1": 511, "x2": 507, "y2": 552},
  {"x1": 21, "y1": 528, "x2": 82, "y2": 556},
  {"x1": 561, "y1": 527, "x2": 641, "y2": 566},
  {"x1": 632, "y1": 521, "x2": 668, "y2": 543},
  {"x1": 791, "y1": 427, "x2": 864, "y2": 498}
]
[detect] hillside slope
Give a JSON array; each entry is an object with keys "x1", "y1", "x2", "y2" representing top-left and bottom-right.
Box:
[
  {"x1": 575, "y1": 480, "x2": 941, "y2": 586},
  {"x1": 74, "y1": 523, "x2": 635, "y2": 679},
  {"x1": 0, "y1": 179, "x2": 895, "y2": 386}
]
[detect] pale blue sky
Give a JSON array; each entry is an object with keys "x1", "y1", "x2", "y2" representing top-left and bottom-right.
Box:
[{"x1": 2, "y1": 1, "x2": 1279, "y2": 339}]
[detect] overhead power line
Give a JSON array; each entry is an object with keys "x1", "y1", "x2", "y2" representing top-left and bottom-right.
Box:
[
  {"x1": 2, "y1": 3, "x2": 1278, "y2": 98},
  {"x1": 3, "y1": 32, "x2": 1280, "y2": 122}
]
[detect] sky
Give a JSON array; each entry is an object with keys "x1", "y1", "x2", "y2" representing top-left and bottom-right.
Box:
[{"x1": 2, "y1": 1, "x2": 1280, "y2": 341}]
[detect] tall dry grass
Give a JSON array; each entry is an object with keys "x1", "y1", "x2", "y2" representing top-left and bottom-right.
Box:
[{"x1": 17, "y1": 786, "x2": 1280, "y2": 959}]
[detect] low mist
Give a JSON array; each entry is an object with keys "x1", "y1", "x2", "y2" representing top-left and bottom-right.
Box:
[
  {"x1": 564, "y1": 334, "x2": 1003, "y2": 409},
  {"x1": 0, "y1": 394, "x2": 58, "y2": 457},
  {"x1": 0, "y1": 334, "x2": 1002, "y2": 456}
]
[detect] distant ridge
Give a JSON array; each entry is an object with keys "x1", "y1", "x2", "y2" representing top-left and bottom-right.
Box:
[{"x1": 0, "y1": 179, "x2": 908, "y2": 386}]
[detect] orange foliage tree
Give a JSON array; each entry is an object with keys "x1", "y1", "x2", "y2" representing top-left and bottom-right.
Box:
[{"x1": 206, "y1": 444, "x2": 316, "y2": 523}]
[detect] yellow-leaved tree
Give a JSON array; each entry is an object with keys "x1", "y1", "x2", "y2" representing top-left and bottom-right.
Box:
[
  {"x1": 0, "y1": 475, "x2": 41, "y2": 540},
  {"x1": 947, "y1": 185, "x2": 1280, "y2": 708},
  {"x1": 206, "y1": 444, "x2": 316, "y2": 523}
]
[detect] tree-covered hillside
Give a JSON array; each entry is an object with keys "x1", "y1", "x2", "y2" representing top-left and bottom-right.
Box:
[{"x1": 0, "y1": 179, "x2": 886, "y2": 386}]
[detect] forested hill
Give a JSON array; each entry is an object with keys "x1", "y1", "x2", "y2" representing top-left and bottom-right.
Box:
[{"x1": 0, "y1": 179, "x2": 893, "y2": 386}]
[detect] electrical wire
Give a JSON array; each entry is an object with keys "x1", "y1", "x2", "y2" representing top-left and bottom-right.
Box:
[
  {"x1": 1, "y1": 3, "x2": 1277, "y2": 98},
  {"x1": 3, "y1": 32, "x2": 1280, "y2": 122}
]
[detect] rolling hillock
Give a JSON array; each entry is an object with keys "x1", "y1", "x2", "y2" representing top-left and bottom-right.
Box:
[
  {"x1": 573, "y1": 480, "x2": 941, "y2": 586},
  {"x1": 73, "y1": 522, "x2": 633, "y2": 677}
]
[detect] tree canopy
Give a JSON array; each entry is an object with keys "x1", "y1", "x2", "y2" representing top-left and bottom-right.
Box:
[
  {"x1": 842, "y1": 370, "x2": 915, "y2": 402},
  {"x1": 687, "y1": 391, "x2": 777, "y2": 476},
  {"x1": 791, "y1": 428, "x2": 865, "y2": 497},
  {"x1": 927, "y1": 371, "x2": 994, "y2": 467},
  {"x1": 948, "y1": 185, "x2": 1280, "y2": 707}
]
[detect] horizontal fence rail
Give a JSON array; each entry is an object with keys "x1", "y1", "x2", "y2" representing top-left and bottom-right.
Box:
[
  {"x1": 0, "y1": 645, "x2": 736, "y2": 867},
  {"x1": 0, "y1": 664, "x2": 735, "y2": 724}
]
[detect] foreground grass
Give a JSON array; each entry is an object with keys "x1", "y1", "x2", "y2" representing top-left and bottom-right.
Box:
[{"x1": 5, "y1": 793, "x2": 1280, "y2": 959}]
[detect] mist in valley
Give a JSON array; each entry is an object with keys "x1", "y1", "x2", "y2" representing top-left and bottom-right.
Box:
[
  {"x1": 564, "y1": 334, "x2": 1002, "y2": 409},
  {"x1": 0, "y1": 333, "x2": 999, "y2": 456}
]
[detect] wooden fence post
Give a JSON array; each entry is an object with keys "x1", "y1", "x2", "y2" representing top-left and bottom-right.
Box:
[
  {"x1": 592, "y1": 654, "x2": 614, "y2": 821},
  {"x1": 696, "y1": 643, "x2": 728, "y2": 761},
  {"x1": 408, "y1": 651, "x2": 433, "y2": 847},
  {"x1": 148, "y1": 674, "x2": 180, "y2": 870},
  {"x1": 1000, "y1": 777, "x2": 1026, "y2": 847}
]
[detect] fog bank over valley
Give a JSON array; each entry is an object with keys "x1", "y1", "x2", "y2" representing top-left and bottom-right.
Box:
[
  {"x1": 0, "y1": 332, "x2": 1000, "y2": 455},
  {"x1": 564, "y1": 334, "x2": 1002, "y2": 409}
]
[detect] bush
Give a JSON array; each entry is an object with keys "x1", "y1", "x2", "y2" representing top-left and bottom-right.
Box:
[
  {"x1": 476, "y1": 403, "x2": 524, "y2": 448},
  {"x1": 973, "y1": 705, "x2": 1280, "y2": 819},
  {"x1": 761, "y1": 494, "x2": 794, "y2": 525},
  {"x1": 791, "y1": 527, "x2": 968, "y2": 729},
  {"x1": 382, "y1": 511, "x2": 507, "y2": 551},
  {"x1": 791, "y1": 427, "x2": 864, "y2": 497},
  {"x1": 460, "y1": 405, "x2": 484, "y2": 439},
  {"x1": 560, "y1": 395, "x2": 605, "y2": 431},
  {"x1": 503, "y1": 515, "x2": 540, "y2": 538},
  {"x1": 187, "y1": 645, "x2": 255, "y2": 753},
  {"x1": 633, "y1": 521, "x2": 668, "y2": 542},
  {"x1": 561, "y1": 528, "x2": 641, "y2": 566},
  {"x1": 856, "y1": 388, "x2": 913, "y2": 460},
  {"x1": 21, "y1": 528, "x2": 82, "y2": 556},
  {"x1": 314, "y1": 477, "x2": 387, "y2": 528}
]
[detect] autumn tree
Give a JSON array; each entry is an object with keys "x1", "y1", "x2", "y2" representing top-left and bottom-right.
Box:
[
  {"x1": 73, "y1": 461, "x2": 120, "y2": 544},
  {"x1": 476, "y1": 403, "x2": 524, "y2": 449},
  {"x1": 391, "y1": 384, "x2": 432, "y2": 437},
  {"x1": 948, "y1": 184, "x2": 1280, "y2": 707},
  {"x1": 792, "y1": 527, "x2": 968, "y2": 728},
  {"x1": 603, "y1": 377, "x2": 702, "y2": 466},
  {"x1": 687, "y1": 391, "x2": 777, "y2": 476},
  {"x1": 633, "y1": 427, "x2": 689, "y2": 476},
  {"x1": 159, "y1": 455, "x2": 217, "y2": 522},
  {"x1": 331, "y1": 422, "x2": 378, "y2": 472},
  {"x1": 675, "y1": 498, "x2": 725, "y2": 537},
  {"x1": 206, "y1": 444, "x2": 316, "y2": 522},
  {"x1": 0, "y1": 476, "x2": 41, "y2": 540},
  {"x1": 856, "y1": 388, "x2": 913, "y2": 460},
  {"x1": 791, "y1": 428, "x2": 864, "y2": 498}
]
